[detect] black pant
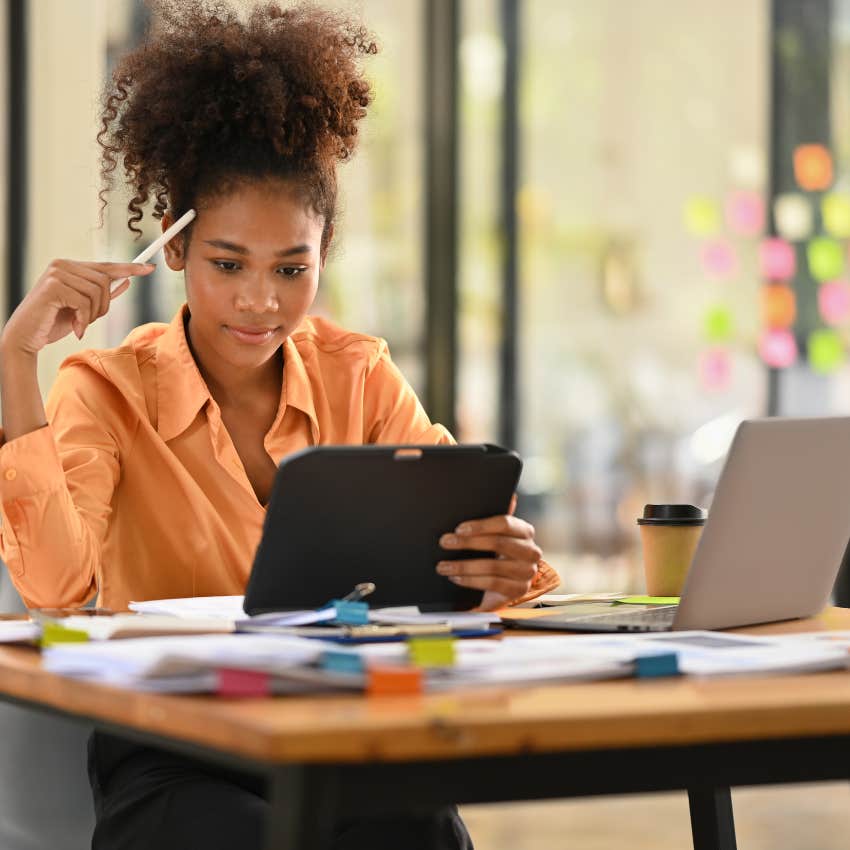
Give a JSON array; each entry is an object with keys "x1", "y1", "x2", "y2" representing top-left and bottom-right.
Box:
[{"x1": 88, "y1": 733, "x2": 473, "y2": 850}]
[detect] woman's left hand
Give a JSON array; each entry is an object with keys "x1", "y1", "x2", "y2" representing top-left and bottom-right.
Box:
[{"x1": 436, "y1": 496, "x2": 543, "y2": 611}]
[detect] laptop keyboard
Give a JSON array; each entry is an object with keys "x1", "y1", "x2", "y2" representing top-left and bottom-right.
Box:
[{"x1": 567, "y1": 605, "x2": 678, "y2": 630}]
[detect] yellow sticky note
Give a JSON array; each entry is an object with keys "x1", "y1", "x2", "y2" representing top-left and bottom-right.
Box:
[
  {"x1": 618, "y1": 596, "x2": 680, "y2": 606},
  {"x1": 684, "y1": 196, "x2": 720, "y2": 237},
  {"x1": 408, "y1": 636, "x2": 456, "y2": 668},
  {"x1": 40, "y1": 622, "x2": 90, "y2": 647}
]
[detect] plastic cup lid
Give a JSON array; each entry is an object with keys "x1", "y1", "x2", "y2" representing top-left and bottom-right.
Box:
[{"x1": 636, "y1": 504, "x2": 707, "y2": 526}]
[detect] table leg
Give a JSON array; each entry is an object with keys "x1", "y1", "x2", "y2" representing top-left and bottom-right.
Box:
[
  {"x1": 687, "y1": 787, "x2": 738, "y2": 850},
  {"x1": 264, "y1": 765, "x2": 337, "y2": 850}
]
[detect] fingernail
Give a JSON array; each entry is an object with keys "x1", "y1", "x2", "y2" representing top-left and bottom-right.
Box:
[
  {"x1": 449, "y1": 576, "x2": 464, "y2": 585},
  {"x1": 436, "y1": 562, "x2": 455, "y2": 575},
  {"x1": 441, "y1": 534, "x2": 457, "y2": 546},
  {"x1": 144, "y1": 263, "x2": 156, "y2": 269},
  {"x1": 455, "y1": 523, "x2": 472, "y2": 534}
]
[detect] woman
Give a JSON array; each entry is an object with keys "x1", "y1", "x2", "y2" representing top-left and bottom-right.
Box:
[{"x1": 0, "y1": 3, "x2": 558, "y2": 847}]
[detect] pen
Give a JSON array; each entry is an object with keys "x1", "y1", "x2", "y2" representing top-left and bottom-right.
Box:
[
  {"x1": 341, "y1": 582, "x2": 376, "y2": 603},
  {"x1": 110, "y1": 208, "x2": 197, "y2": 294}
]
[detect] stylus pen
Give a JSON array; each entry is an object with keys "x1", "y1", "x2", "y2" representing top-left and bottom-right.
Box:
[
  {"x1": 110, "y1": 208, "x2": 197, "y2": 294},
  {"x1": 341, "y1": 582, "x2": 376, "y2": 603}
]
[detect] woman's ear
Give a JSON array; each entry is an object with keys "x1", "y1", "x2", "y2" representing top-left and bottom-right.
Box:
[{"x1": 161, "y1": 214, "x2": 187, "y2": 271}]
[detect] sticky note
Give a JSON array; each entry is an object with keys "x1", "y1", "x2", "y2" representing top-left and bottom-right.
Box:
[
  {"x1": 40, "y1": 623, "x2": 89, "y2": 647},
  {"x1": 759, "y1": 238, "x2": 796, "y2": 280},
  {"x1": 703, "y1": 305, "x2": 734, "y2": 341},
  {"x1": 635, "y1": 653, "x2": 680, "y2": 678},
  {"x1": 773, "y1": 193, "x2": 813, "y2": 241},
  {"x1": 700, "y1": 240, "x2": 737, "y2": 279},
  {"x1": 322, "y1": 651, "x2": 364, "y2": 674},
  {"x1": 822, "y1": 194, "x2": 850, "y2": 238},
  {"x1": 408, "y1": 636, "x2": 456, "y2": 668},
  {"x1": 794, "y1": 143, "x2": 833, "y2": 191},
  {"x1": 762, "y1": 283, "x2": 796, "y2": 329},
  {"x1": 726, "y1": 190, "x2": 764, "y2": 236},
  {"x1": 819, "y1": 280, "x2": 850, "y2": 325},
  {"x1": 698, "y1": 348, "x2": 732, "y2": 392},
  {"x1": 808, "y1": 329, "x2": 845, "y2": 374},
  {"x1": 618, "y1": 596, "x2": 680, "y2": 605},
  {"x1": 329, "y1": 600, "x2": 369, "y2": 626},
  {"x1": 729, "y1": 146, "x2": 765, "y2": 186},
  {"x1": 216, "y1": 668, "x2": 270, "y2": 698},
  {"x1": 759, "y1": 328, "x2": 798, "y2": 368},
  {"x1": 684, "y1": 196, "x2": 720, "y2": 236},
  {"x1": 808, "y1": 237, "x2": 844, "y2": 281},
  {"x1": 367, "y1": 665, "x2": 423, "y2": 696}
]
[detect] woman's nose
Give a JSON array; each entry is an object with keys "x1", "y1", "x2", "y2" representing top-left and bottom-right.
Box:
[{"x1": 233, "y1": 273, "x2": 279, "y2": 311}]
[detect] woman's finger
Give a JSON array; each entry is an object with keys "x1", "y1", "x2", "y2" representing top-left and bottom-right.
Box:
[
  {"x1": 436, "y1": 558, "x2": 538, "y2": 582},
  {"x1": 51, "y1": 282, "x2": 95, "y2": 339},
  {"x1": 109, "y1": 278, "x2": 131, "y2": 300},
  {"x1": 440, "y1": 532, "x2": 542, "y2": 563},
  {"x1": 443, "y1": 573, "x2": 528, "y2": 600},
  {"x1": 55, "y1": 273, "x2": 106, "y2": 333},
  {"x1": 453, "y1": 514, "x2": 535, "y2": 540}
]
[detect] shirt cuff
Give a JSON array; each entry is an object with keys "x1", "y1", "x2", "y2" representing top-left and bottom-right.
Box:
[
  {"x1": 0, "y1": 425, "x2": 63, "y2": 499},
  {"x1": 507, "y1": 559, "x2": 561, "y2": 607}
]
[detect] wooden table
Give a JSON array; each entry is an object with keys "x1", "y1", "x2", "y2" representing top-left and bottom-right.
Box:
[{"x1": 4, "y1": 608, "x2": 850, "y2": 850}]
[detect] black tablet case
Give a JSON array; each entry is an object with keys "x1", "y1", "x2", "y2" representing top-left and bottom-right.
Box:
[{"x1": 243, "y1": 444, "x2": 522, "y2": 613}]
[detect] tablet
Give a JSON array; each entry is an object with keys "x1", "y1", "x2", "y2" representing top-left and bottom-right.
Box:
[{"x1": 243, "y1": 444, "x2": 522, "y2": 613}]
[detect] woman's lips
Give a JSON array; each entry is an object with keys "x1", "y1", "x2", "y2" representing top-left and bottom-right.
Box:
[{"x1": 225, "y1": 325, "x2": 279, "y2": 345}]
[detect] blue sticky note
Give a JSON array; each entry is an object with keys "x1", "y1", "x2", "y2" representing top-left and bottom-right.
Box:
[
  {"x1": 635, "y1": 653, "x2": 679, "y2": 678},
  {"x1": 321, "y1": 651, "x2": 365, "y2": 674},
  {"x1": 328, "y1": 600, "x2": 369, "y2": 626}
]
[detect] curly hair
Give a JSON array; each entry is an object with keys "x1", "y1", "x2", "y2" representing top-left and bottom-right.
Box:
[{"x1": 97, "y1": 0, "x2": 378, "y2": 255}]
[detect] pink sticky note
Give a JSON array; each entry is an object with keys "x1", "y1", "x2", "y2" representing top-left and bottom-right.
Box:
[
  {"x1": 700, "y1": 240, "x2": 738, "y2": 279},
  {"x1": 758, "y1": 328, "x2": 798, "y2": 368},
  {"x1": 726, "y1": 191, "x2": 764, "y2": 236},
  {"x1": 759, "y1": 238, "x2": 796, "y2": 281},
  {"x1": 217, "y1": 668, "x2": 270, "y2": 698},
  {"x1": 819, "y1": 280, "x2": 850, "y2": 326},
  {"x1": 698, "y1": 348, "x2": 732, "y2": 392}
]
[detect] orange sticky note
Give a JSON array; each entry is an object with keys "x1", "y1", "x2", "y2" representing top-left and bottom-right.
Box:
[
  {"x1": 762, "y1": 283, "x2": 796, "y2": 329},
  {"x1": 794, "y1": 144, "x2": 833, "y2": 192},
  {"x1": 367, "y1": 665, "x2": 423, "y2": 696}
]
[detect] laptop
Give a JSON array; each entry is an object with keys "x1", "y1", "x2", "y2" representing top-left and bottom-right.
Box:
[{"x1": 506, "y1": 416, "x2": 850, "y2": 633}]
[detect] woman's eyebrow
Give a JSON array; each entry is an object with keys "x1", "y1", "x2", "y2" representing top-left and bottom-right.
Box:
[{"x1": 202, "y1": 239, "x2": 312, "y2": 257}]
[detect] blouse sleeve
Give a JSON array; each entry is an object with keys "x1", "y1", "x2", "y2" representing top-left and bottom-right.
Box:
[{"x1": 0, "y1": 363, "x2": 124, "y2": 608}]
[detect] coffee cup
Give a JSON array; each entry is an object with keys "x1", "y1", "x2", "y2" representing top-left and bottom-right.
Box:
[{"x1": 637, "y1": 504, "x2": 707, "y2": 597}]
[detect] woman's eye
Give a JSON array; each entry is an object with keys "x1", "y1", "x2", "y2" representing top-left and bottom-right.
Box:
[
  {"x1": 212, "y1": 260, "x2": 240, "y2": 273},
  {"x1": 278, "y1": 266, "x2": 306, "y2": 277}
]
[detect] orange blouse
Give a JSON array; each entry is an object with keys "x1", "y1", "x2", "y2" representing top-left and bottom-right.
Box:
[{"x1": 0, "y1": 305, "x2": 558, "y2": 611}]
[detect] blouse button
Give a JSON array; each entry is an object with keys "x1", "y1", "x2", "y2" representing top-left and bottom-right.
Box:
[{"x1": 4, "y1": 469, "x2": 16, "y2": 481}]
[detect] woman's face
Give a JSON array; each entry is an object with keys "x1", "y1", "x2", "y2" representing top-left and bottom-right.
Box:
[{"x1": 162, "y1": 180, "x2": 327, "y2": 374}]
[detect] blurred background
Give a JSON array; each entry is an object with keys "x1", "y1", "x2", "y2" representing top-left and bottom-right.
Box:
[
  {"x1": 7, "y1": 0, "x2": 850, "y2": 596},
  {"x1": 3, "y1": 2, "x2": 850, "y2": 848}
]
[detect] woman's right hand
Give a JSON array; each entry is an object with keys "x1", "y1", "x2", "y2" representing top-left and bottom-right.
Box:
[{"x1": 0, "y1": 260, "x2": 155, "y2": 356}]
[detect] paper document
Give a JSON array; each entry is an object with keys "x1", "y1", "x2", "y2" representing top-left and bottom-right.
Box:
[
  {"x1": 0, "y1": 621, "x2": 40, "y2": 643},
  {"x1": 129, "y1": 596, "x2": 247, "y2": 620}
]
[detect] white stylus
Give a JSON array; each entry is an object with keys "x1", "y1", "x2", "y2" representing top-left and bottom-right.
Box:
[{"x1": 110, "y1": 208, "x2": 197, "y2": 294}]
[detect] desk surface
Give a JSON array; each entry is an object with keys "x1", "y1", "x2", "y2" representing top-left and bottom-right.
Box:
[{"x1": 3, "y1": 608, "x2": 850, "y2": 765}]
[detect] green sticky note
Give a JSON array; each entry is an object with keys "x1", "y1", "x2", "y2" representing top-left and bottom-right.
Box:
[
  {"x1": 808, "y1": 329, "x2": 845, "y2": 374},
  {"x1": 408, "y1": 636, "x2": 456, "y2": 668},
  {"x1": 617, "y1": 596, "x2": 680, "y2": 606},
  {"x1": 807, "y1": 237, "x2": 844, "y2": 281},
  {"x1": 684, "y1": 196, "x2": 720, "y2": 236},
  {"x1": 703, "y1": 305, "x2": 734, "y2": 342},
  {"x1": 822, "y1": 194, "x2": 850, "y2": 239},
  {"x1": 40, "y1": 622, "x2": 90, "y2": 647}
]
